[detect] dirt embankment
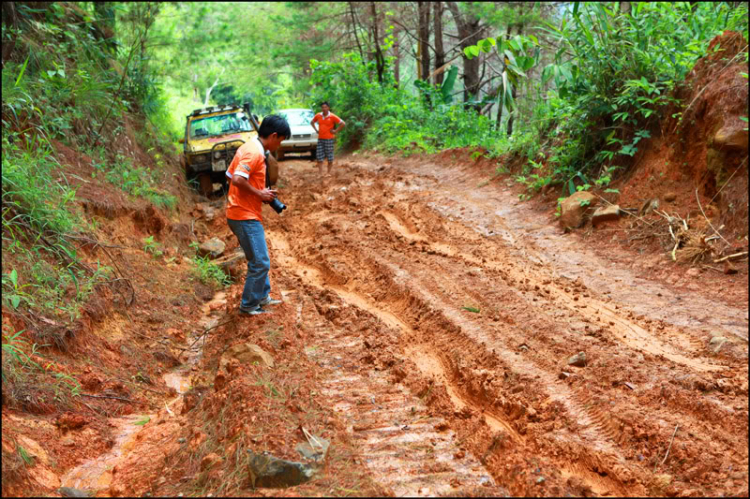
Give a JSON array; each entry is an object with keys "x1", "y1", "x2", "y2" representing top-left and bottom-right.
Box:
[
  {"x1": 618, "y1": 31, "x2": 749, "y2": 240},
  {"x1": 1, "y1": 115, "x2": 207, "y2": 496}
]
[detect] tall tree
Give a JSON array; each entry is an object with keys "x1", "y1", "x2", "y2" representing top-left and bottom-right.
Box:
[
  {"x1": 433, "y1": 1, "x2": 446, "y2": 85},
  {"x1": 369, "y1": 2, "x2": 386, "y2": 83},
  {"x1": 446, "y1": 2, "x2": 484, "y2": 105},
  {"x1": 417, "y1": 1, "x2": 431, "y2": 80}
]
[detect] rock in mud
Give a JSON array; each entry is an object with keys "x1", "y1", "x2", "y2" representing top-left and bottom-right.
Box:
[
  {"x1": 664, "y1": 192, "x2": 678, "y2": 203},
  {"x1": 224, "y1": 343, "x2": 274, "y2": 368},
  {"x1": 567, "y1": 352, "x2": 587, "y2": 367},
  {"x1": 591, "y1": 205, "x2": 621, "y2": 226},
  {"x1": 296, "y1": 433, "x2": 330, "y2": 462},
  {"x1": 214, "y1": 248, "x2": 246, "y2": 278},
  {"x1": 198, "y1": 237, "x2": 226, "y2": 258},
  {"x1": 709, "y1": 336, "x2": 728, "y2": 353},
  {"x1": 712, "y1": 120, "x2": 749, "y2": 152},
  {"x1": 247, "y1": 450, "x2": 316, "y2": 489},
  {"x1": 58, "y1": 487, "x2": 92, "y2": 498},
  {"x1": 559, "y1": 192, "x2": 597, "y2": 229},
  {"x1": 201, "y1": 453, "x2": 222, "y2": 471}
]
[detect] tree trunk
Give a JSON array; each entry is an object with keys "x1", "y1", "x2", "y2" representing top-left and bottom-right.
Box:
[
  {"x1": 507, "y1": 84, "x2": 517, "y2": 137},
  {"x1": 1, "y1": 2, "x2": 19, "y2": 66},
  {"x1": 393, "y1": 24, "x2": 400, "y2": 85},
  {"x1": 495, "y1": 82, "x2": 505, "y2": 132},
  {"x1": 418, "y1": 1, "x2": 431, "y2": 81},
  {"x1": 370, "y1": 2, "x2": 385, "y2": 83},
  {"x1": 348, "y1": 2, "x2": 366, "y2": 62},
  {"x1": 446, "y1": 2, "x2": 483, "y2": 107},
  {"x1": 506, "y1": 19, "x2": 523, "y2": 137},
  {"x1": 433, "y1": 1, "x2": 445, "y2": 85}
]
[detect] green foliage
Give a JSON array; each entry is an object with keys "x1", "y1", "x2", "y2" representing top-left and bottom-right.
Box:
[
  {"x1": 533, "y1": 1, "x2": 748, "y2": 193},
  {"x1": 192, "y1": 255, "x2": 231, "y2": 288},
  {"x1": 91, "y1": 153, "x2": 176, "y2": 210},
  {"x1": 134, "y1": 416, "x2": 151, "y2": 426},
  {"x1": 2, "y1": 5, "x2": 169, "y2": 327},
  {"x1": 142, "y1": 236, "x2": 163, "y2": 258},
  {"x1": 1, "y1": 329, "x2": 37, "y2": 383}
]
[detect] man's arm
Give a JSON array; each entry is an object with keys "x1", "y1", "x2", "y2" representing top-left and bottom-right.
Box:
[
  {"x1": 332, "y1": 117, "x2": 346, "y2": 135},
  {"x1": 311, "y1": 115, "x2": 319, "y2": 135},
  {"x1": 231, "y1": 173, "x2": 276, "y2": 202}
]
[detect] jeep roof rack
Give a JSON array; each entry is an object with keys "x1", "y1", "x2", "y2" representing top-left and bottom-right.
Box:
[{"x1": 189, "y1": 104, "x2": 243, "y2": 117}]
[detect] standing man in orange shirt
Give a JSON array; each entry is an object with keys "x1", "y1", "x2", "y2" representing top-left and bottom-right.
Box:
[
  {"x1": 225, "y1": 115, "x2": 291, "y2": 315},
  {"x1": 311, "y1": 101, "x2": 346, "y2": 177}
]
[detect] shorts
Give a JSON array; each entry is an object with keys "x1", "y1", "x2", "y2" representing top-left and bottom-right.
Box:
[{"x1": 316, "y1": 138, "x2": 335, "y2": 162}]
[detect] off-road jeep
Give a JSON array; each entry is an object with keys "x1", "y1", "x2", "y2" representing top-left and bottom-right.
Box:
[{"x1": 179, "y1": 103, "x2": 259, "y2": 195}]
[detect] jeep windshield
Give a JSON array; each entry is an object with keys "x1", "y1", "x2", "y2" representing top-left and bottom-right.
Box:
[{"x1": 189, "y1": 112, "x2": 252, "y2": 138}]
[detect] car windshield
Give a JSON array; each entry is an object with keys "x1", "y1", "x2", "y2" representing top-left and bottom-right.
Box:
[
  {"x1": 189, "y1": 112, "x2": 252, "y2": 138},
  {"x1": 279, "y1": 110, "x2": 314, "y2": 127}
]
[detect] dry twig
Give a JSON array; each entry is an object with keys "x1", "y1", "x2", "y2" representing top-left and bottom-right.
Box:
[
  {"x1": 695, "y1": 188, "x2": 730, "y2": 247},
  {"x1": 81, "y1": 393, "x2": 132, "y2": 403},
  {"x1": 660, "y1": 425, "x2": 680, "y2": 467},
  {"x1": 714, "y1": 251, "x2": 748, "y2": 263}
]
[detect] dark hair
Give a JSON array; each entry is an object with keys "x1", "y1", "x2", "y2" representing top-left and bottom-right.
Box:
[
  {"x1": 320, "y1": 101, "x2": 330, "y2": 107},
  {"x1": 258, "y1": 114, "x2": 290, "y2": 139}
]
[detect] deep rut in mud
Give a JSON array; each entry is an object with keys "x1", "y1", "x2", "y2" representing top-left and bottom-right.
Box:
[{"x1": 260, "y1": 154, "x2": 748, "y2": 497}]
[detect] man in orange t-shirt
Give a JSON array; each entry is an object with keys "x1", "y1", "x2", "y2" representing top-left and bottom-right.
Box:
[
  {"x1": 226, "y1": 115, "x2": 291, "y2": 315},
  {"x1": 311, "y1": 101, "x2": 346, "y2": 177}
]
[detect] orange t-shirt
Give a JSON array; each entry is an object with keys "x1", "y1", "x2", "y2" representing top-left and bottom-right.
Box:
[
  {"x1": 312, "y1": 112, "x2": 342, "y2": 140},
  {"x1": 226, "y1": 138, "x2": 266, "y2": 222}
]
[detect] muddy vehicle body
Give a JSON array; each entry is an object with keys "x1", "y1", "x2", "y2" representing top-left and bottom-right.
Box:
[
  {"x1": 179, "y1": 103, "x2": 259, "y2": 195},
  {"x1": 274, "y1": 108, "x2": 318, "y2": 160}
]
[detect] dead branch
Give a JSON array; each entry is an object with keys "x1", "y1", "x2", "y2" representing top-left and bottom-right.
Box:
[
  {"x1": 660, "y1": 425, "x2": 680, "y2": 467},
  {"x1": 714, "y1": 251, "x2": 748, "y2": 263},
  {"x1": 695, "y1": 188, "x2": 730, "y2": 247},
  {"x1": 81, "y1": 393, "x2": 132, "y2": 403}
]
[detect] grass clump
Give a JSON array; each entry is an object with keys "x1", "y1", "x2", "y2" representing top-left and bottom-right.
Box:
[
  {"x1": 91, "y1": 151, "x2": 177, "y2": 210},
  {"x1": 192, "y1": 255, "x2": 232, "y2": 288}
]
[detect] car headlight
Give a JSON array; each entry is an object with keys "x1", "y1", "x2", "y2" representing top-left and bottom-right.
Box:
[
  {"x1": 191, "y1": 154, "x2": 208, "y2": 164},
  {"x1": 214, "y1": 151, "x2": 222, "y2": 159}
]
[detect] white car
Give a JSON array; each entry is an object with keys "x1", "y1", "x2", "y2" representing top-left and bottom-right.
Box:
[{"x1": 275, "y1": 108, "x2": 318, "y2": 160}]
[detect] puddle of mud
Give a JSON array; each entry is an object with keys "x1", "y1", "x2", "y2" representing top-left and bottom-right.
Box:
[{"x1": 59, "y1": 292, "x2": 226, "y2": 494}]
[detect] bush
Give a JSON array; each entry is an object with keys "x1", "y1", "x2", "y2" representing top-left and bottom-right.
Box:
[
  {"x1": 310, "y1": 52, "x2": 507, "y2": 156},
  {"x1": 537, "y1": 2, "x2": 749, "y2": 195}
]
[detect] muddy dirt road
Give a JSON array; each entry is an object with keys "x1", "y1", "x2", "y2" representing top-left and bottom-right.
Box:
[{"x1": 258, "y1": 153, "x2": 748, "y2": 496}]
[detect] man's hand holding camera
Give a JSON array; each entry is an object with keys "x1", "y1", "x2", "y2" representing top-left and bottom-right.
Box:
[{"x1": 258, "y1": 188, "x2": 277, "y2": 203}]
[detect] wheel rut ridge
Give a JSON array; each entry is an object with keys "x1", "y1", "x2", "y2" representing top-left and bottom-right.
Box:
[
  {"x1": 386, "y1": 205, "x2": 725, "y2": 373},
  {"x1": 290, "y1": 280, "x2": 503, "y2": 497},
  {"x1": 270, "y1": 159, "x2": 748, "y2": 496},
  {"x1": 268, "y1": 229, "x2": 635, "y2": 496}
]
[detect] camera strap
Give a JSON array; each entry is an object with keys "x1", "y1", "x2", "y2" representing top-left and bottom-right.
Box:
[{"x1": 264, "y1": 151, "x2": 271, "y2": 189}]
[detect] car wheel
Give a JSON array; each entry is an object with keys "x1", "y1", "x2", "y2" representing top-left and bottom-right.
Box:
[{"x1": 311, "y1": 148, "x2": 317, "y2": 161}]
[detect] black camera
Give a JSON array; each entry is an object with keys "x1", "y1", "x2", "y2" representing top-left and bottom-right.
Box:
[{"x1": 269, "y1": 197, "x2": 286, "y2": 214}]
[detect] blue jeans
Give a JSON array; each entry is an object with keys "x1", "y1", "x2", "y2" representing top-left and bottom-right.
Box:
[{"x1": 227, "y1": 218, "x2": 271, "y2": 310}]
